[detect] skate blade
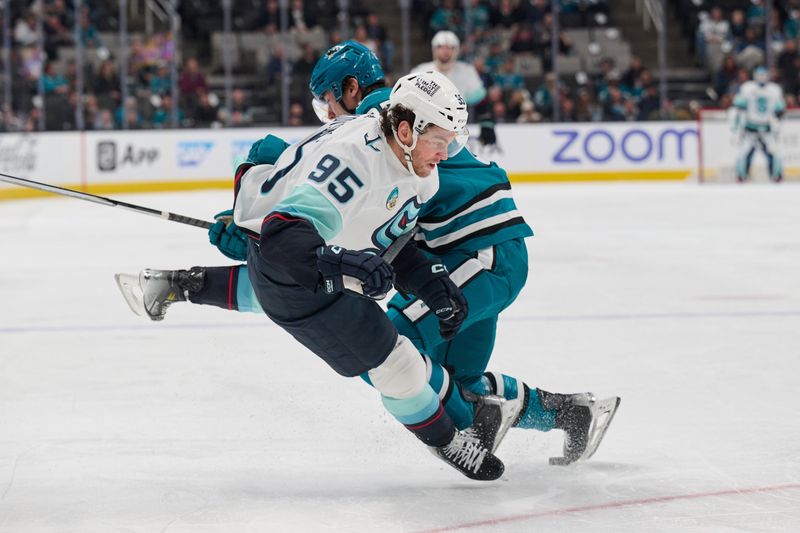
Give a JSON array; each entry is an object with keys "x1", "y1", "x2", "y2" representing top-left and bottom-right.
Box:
[
  {"x1": 549, "y1": 396, "x2": 621, "y2": 466},
  {"x1": 114, "y1": 273, "x2": 151, "y2": 320}
]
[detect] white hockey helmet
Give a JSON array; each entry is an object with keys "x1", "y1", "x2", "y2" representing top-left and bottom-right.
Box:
[
  {"x1": 754, "y1": 65, "x2": 769, "y2": 85},
  {"x1": 388, "y1": 70, "x2": 469, "y2": 163},
  {"x1": 431, "y1": 30, "x2": 460, "y2": 57}
]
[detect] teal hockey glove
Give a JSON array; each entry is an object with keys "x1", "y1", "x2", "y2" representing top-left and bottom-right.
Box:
[{"x1": 208, "y1": 209, "x2": 249, "y2": 261}]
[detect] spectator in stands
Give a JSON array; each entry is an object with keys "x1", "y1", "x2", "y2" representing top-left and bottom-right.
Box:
[
  {"x1": 603, "y1": 86, "x2": 627, "y2": 121},
  {"x1": 178, "y1": 58, "x2": 208, "y2": 110},
  {"x1": 622, "y1": 56, "x2": 644, "y2": 90},
  {"x1": 535, "y1": 12, "x2": 573, "y2": 71},
  {"x1": 559, "y1": 97, "x2": 577, "y2": 122},
  {"x1": 492, "y1": 57, "x2": 524, "y2": 90},
  {"x1": 79, "y1": 10, "x2": 102, "y2": 48},
  {"x1": 506, "y1": 88, "x2": 530, "y2": 119},
  {"x1": 524, "y1": 0, "x2": 548, "y2": 26},
  {"x1": 729, "y1": 9, "x2": 747, "y2": 46},
  {"x1": 509, "y1": 24, "x2": 538, "y2": 54},
  {"x1": 534, "y1": 72, "x2": 556, "y2": 119},
  {"x1": 465, "y1": 0, "x2": 491, "y2": 34},
  {"x1": 714, "y1": 54, "x2": 739, "y2": 97},
  {"x1": 14, "y1": 11, "x2": 38, "y2": 48},
  {"x1": 149, "y1": 63, "x2": 172, "y2": 96},
  {"x1": 365, "y1": 12, "x2": 394, "y2": 71},
  {"x1": 622, "y1": 98, "x2": 639, "y2": 121},
  {"x1": 152, "y1": 94, "x2": 183, "y2": 128},
  {"x1": 293, "y1": 43, "x2": 317, "y2": 78},
  {"x1": 193, "y1": 91, "x2": 220, "y2": 127},
  {"x1": 288, "y1": 102, "x2": 305, "y2": 126},
  {"x1": 265, "y1": 46, "x2": 286, "y2": 86},
  {"x1": 491, "y1": 0, "x2": 524, "y2": 29},
  {"x1": 735, "y1": 27, "x2": 765, "y2": 71},
  {"x1": 516, "y1": 98, "x2": 541, "y2": 123},
  {"x1": 92, "y1": 60, "x2": 120, "y2": 110},
  {"x1": 575, "y1": 87, "x2": 602, "y2": 122},
  {"x1": 255, "y1": 0, "x2": 282, "y2": 33},
  {"x1": 430, "y1": 0, "x2": 462, "y2": 37},
  {"x1": 117, "y1": 97, "x2": 144, "y2": 129},
  {"x1": 696, "y1": 7, "x2": 730, "y2": 68},
  {"x1": 290, "y1": 0, "x2": 318, "y2": 33},
  {"x1": 353, "y1": 24, "x2": 379, "y2": 56},
  {"x1": 42, "y1": 61, "x2": 68, "y2": 95},
  {"x1": 637, "y1": 83, "x2": 661, "y2": 120},
  {"x1": 784, "y1": 8, "x2": 799, "y2": 39},
  {"x1": 746, "y1": 0, "x2": 765, "y2": 26}
]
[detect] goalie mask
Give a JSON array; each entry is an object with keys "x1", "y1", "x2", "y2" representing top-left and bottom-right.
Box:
[{"x1": 387, "y1": 71, "x2": 469, "y2": 174}]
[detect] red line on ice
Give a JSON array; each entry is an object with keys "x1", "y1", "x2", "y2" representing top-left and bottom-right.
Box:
[{"x1": 416, "y1": 482, "x2": 800, "y2": 532}]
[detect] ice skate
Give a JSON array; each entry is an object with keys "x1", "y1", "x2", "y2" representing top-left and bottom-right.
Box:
[
  {"x1": 465, "y1": 392, "x2": 522, "y2": 454},
  {"x1": 114, "y1": 268, "x2": 204, "y2": 321},
  {"x1": 466, "y1": 394, "x2": 505, "y2": 453},
  {"x1": 545, "y1": 392, "x2": 621, "y2": 466},
  {"x1": 430, "y1": 429, "x2": 504, "y2": 481}
]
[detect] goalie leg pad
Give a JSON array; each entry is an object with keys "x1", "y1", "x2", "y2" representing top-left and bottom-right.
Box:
[{"x1": 368, "y1": 335, "x2": 426, "y2": 399}]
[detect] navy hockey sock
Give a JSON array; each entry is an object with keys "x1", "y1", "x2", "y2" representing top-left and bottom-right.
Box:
[
  {"x1": 187, "y1": 265, "x2": 259, "y2": 312},
  {"x1": 381, "y1": 386, "x2": 455, "y2": 447}
]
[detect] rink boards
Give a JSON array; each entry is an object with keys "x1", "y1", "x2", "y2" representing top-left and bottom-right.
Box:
[{"x1": 1, "y1": 121, "x2": 707, "y2": 200}]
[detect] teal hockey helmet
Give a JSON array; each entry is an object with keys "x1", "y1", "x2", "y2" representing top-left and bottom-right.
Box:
[{"x1": 309, "y1": 41, "x2": 384, "y2": 114}]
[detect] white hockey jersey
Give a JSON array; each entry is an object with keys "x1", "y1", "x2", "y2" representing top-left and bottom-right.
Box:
[
  {"x1": 233, "y1": 111, "x2": 439, "y2": 252},
  {"x1": 733, "y1": 81, "x2": 786, "y2": 129},
  {"x1": 412, "y1": 61, "x2": 486, "y2": 105}
]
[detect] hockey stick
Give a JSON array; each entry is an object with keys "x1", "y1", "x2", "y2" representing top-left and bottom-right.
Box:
[{"x1": 0, "y1": 172, "x2": 213, "y2": 230}]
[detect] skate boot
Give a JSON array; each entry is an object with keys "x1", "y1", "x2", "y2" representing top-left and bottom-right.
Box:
[
  {"x1": 114, "y1": 268, "x2": 205, "y2": 321},
  {"x1": 542, "y1": 391, "x2": 621, "y2": 465},
  {"x1": 465, "y1": 394, "x2": 505, "y2": 453},
  {"x1": 430, "y1": 429, "x2": 505, "y2": 481}
]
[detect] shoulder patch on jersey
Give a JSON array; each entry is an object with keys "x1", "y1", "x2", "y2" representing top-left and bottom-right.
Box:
[{"x1": 386, "y1": 187, "x2": 399, "y2": 210}]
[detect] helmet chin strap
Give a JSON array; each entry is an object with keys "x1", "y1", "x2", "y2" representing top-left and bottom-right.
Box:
[{"x1": 393, "y1": 128, "x2": 420, "y2": 177}]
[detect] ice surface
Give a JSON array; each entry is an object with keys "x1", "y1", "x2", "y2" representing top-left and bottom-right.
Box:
[{"x1": 1, "y1": 182, "x2": 799, "y2": 532}]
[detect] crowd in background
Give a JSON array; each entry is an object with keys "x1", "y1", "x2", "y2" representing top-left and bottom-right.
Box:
[
  {"x1": 1, "y1": 0, "x2": 796, "y2": 132},
  {"x1": 682, "y1": 0, "x2": 800, "y2": 109}
]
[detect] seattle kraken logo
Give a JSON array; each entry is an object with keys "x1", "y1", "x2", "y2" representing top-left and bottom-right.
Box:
[{"x1": 372, "y1": 197, "x2": 421, "y2": 250}]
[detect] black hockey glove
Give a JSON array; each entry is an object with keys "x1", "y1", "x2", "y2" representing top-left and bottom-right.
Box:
[
  {"x1": 407, "y1": 264, "x2": 469, "y2": 340},
  {"x1": 316, "y1": 245, "x2": 395, "y2": 300}
]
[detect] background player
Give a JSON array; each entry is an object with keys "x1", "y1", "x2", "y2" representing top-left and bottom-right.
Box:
[{"x1": 731, "y1": 66, "x2": 786, "y2": 183}]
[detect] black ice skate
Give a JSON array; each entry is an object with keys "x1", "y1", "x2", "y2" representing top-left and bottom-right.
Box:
[
  {"x1": 430, "y1": 429, "x2": 505, "y2": 481},
  {"x1": 463, "y1": 392, "x2": 521, "y2": 454},
  {"x1": 466, "y1": 394, "x2": 505, "y2": 453},
  {"x1": 114, "y1": 268, "x2": 204, "y2": 321},
  {"x1": 543, "y1": 392, "x2": 621, "y2": 466}
]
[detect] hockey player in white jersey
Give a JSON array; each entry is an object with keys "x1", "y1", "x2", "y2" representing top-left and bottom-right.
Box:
[
  {"x1": 731, "y1": 66, "x2": 786, "y2": 182},
  {"x1": 413, "y1": 31, "x2": 486, "y2": 105},
  {"x1": 231, "y1": 71, "x2": 506, "y2": 481}
]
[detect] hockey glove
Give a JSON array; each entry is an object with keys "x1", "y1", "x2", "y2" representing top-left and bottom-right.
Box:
[
  {"x1": 208, "y1": 209, "x2": 249, "y2": 261},
  {"x1": 316, "y1": 245, "x2": 395, "y2": 300},
  {"x1": 409, "y1": 264, "x2": 469, "y2": 340}
]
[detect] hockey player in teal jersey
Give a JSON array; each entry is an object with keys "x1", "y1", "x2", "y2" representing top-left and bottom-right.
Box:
[{"x1": 116, "y1": 41, "x2": 619, "y2": 464}]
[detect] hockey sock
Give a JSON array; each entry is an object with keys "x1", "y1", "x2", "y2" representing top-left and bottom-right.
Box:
[
  {"x1": 381, "y1": 386, "x2": 454, "y2": 447},
  {"x1": 186, "y1": 265, "x2": 262, "y2": 313},
  {"x1": 362, "y1": 356, "x2": 475, "y2": 431},
  {"x1": 482, "y1": 372, "x2": 556, "y2": 432}
]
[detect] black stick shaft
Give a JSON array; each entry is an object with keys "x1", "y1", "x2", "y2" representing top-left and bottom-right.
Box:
[{"x1": 0, "y1": 172, "x2": 213, "y2": 229}]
